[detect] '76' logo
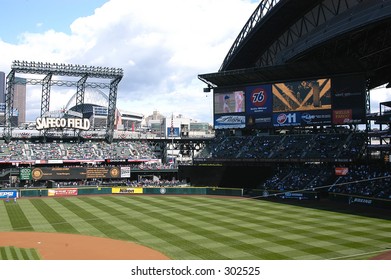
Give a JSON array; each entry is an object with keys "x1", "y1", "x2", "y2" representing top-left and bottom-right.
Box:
[{"x1": 251, "y1": 88, "x2": 267, "y2": 107}]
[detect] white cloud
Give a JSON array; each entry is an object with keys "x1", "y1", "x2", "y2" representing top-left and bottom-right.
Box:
[
  {"x1": 370, "y1": 86, "x2": 391, "y2": 112},
  {"x1": 0, "y1": 0, "x2": 258, "y2": 123}
]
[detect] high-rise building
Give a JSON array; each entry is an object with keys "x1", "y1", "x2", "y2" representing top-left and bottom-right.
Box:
[
  {"x1": 13, "y1": 77, "x2": 26, "y2": 125},
  {"x1": 0, "y1": 71, "x2": 5, "y2": 103}
]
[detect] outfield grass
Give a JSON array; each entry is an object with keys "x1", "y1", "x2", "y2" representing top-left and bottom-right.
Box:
[{"x1": 0, "y1": 195, "x2": 390, "y2": 260}]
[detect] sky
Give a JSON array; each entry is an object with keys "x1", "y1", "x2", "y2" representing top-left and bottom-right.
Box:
[
  {"x1": 0, "y1": 0, "x2": 390, "y2": 124},
  {"x1": 0, "y1": 0, "x2": 260, "y2": 123}
]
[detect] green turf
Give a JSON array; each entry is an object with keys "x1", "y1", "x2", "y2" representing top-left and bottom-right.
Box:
[
  {"x1": 0, "y1": 247, "x2": 41, "y2": 260},
  {"x1": 1, "y1": 196, "x2": 390, "y2": 260}
]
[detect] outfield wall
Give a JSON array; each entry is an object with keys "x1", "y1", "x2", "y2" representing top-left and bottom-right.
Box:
[
  {"x1": 329, "y1": 193, "x2": 391, "y2": 209},
  {"x1": 13, "y1": 186, "x2": 243, "y2": 198},
  {"x1": 6, "y1": 187, "x2": 390, "y2": 210}
]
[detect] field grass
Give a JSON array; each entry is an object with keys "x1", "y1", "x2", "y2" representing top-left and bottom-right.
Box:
[{"x1": 0, "y1": 195, "x2": 390, "y2": 260}]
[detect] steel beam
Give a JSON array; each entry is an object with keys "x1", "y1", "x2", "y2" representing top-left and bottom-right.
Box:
[
  {"x1": 105, "y1": 76, "x2": 122, "y2": 143},
  {"x1": 4, "y1": 70, "x2": 15, "y2": 143}
]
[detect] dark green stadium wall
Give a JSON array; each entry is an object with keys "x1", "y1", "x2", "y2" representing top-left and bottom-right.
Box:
[{"x1": 178, "y1": 165, "x2": 272, "y2": 188}]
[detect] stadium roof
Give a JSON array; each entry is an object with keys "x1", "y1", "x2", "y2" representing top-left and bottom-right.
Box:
[
  {"x1": 200, "y1": 1, "x2": 391, "y2": 90},
  {"x1": 199, "y1": 58, "x2": 366, "y2": 88}
]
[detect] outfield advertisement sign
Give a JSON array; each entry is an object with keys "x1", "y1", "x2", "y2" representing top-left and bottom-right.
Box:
[
  {"x1": 112, "y1": 187, "x2": 143, "y2": 194},
  {"x1": 48, "y1": 188, "x2": 78, "y2": 197},
  {"x1": 19, "y1": 168, "x2": 32, "y2": 180},
  {"x1": 0, "y1": 190, "x2": 18, "y2": 198}
]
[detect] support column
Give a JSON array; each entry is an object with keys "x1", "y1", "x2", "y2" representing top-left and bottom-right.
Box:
[
  {"x1": 76, "y1": 74, "x2": 88, "y2": 140},
  {"x1": 105, "y1": 76, "x2": 122, "y2": 143},
  {"x1": 41, "y1": 73, "x2": 52, "y2": 118},
  {"x1": 4, "y1": 70, "x2": 15, "y2": 143}
]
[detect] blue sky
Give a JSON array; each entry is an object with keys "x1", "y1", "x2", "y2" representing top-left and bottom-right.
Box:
[{"x1": 0, "y1": 0, "x2": 108, "y2": 44}]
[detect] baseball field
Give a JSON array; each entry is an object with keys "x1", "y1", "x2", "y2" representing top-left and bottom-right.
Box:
[{"x1": 0, "y1": 195, "x2": 390, "y2": 260}]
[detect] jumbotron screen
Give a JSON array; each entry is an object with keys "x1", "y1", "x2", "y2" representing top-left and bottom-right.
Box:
[{"x1": 213, "y1": 74, "x2": 366, "y2": 129}]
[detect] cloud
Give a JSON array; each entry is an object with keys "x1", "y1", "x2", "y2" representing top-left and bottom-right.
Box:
[{"x1": 0, "y1": 0, "x2": 258, "y2": 123}]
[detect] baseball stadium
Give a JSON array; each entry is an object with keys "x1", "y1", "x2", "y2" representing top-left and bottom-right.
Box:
[{"x1": 0, "y1": 0, "x2": 391, "y2": 261}]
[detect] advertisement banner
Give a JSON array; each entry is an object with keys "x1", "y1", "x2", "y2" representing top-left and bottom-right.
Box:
[
  {"x1": 246, "y1": 115, "x2": 272, "y2": 128},
  {"x1": 48, "y1": 188, "x2": 78, "y2": 197},
  {"x1": 335, "y1": 167, "x2": 349, "y2": 176},
  {"x1": 300, "y1": 110, "x2": 331, "y2": 125},
  {"x1": 31, "y1": 166, "x2": 121, "y2": 180},
  {"x1": 273, "y1": 112, "x2": 301, "y2": 127},
  {"x1": 331, "y1": 74, "x2": 366, "y2": 124},
  {"x1": 246, "y1": 84, "x2": 272, "y2": 114},
  {"x1": 120, "y1": 166, "x2": 131, "y2": 178},
  {"x1": 332, "y1": 109, "x2": 353, "y2": 124},
  {"x1": 20, "y1": 168, "x2": 32, "y2": 180},
  {"x1": 112, "y1": 187, "x2": 143, "y2": 194},
  {"x1": 214, "y1": 115, "x2": 246, "y2": 129},
  {"x1": 0, "y1": 190, "x2": 18, "y2": 199},
  {"x1": 166, "y1": 127, "x2": 180, "y2": 137}
]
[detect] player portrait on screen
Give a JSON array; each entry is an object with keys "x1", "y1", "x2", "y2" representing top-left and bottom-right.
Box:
[{"x1": 214, "y1": 90, "x2": 245, "y2": 114}]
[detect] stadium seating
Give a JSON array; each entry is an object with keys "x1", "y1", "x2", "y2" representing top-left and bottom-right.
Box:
[{"x1": 0, "y1": 140, "x2": 159, "y2": 161}]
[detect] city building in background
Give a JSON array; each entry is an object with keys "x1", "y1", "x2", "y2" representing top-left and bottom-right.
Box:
[{"x1": 0, "y1": 75, "x2": 25, "y2": 126}]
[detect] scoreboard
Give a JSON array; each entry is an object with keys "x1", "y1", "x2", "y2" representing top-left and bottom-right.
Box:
[
  {"x1": 29, "y1": 166, "x2": 131, "y2": 181},
  {"x1": 213, "y1": 74, "x2": 366, "y2": 129}
]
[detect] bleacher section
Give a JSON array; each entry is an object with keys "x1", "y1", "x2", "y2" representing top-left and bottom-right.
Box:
[
  {"x1": 194, "y1": 132, "x2": 367, "y2": 162},
  {"x1": 0, "y1": 140, "x2": 159, "y2": 162}
]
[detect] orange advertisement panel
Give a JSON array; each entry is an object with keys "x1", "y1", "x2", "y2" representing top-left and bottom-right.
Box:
[{"x1": 48, "y1": 188, "x2": 78, "y2": 197}]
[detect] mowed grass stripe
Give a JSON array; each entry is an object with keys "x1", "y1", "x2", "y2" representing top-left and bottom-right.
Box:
[
  {"x1": 14, "y1": 199, "x2": 56, "y2": 233},
  {"x1": 80, "y1": 196, "x2": 204, "y2": 259},
  {"x1": 101, "y1": 196, "x2": 231, "y2": 260},
  {"x1": 105, "y1": 196, "x2": 289, "y2": 259},
  {"x1": 0, "y1": 247, "x2": 6, "y2": 259},
  {"x1": 2, "y1": 195, "x2": 390, "y2": 260},
  {"x1": 0, "y1": 247, "x2": 40, "y2": 260},
  {"x1": 41, "y1": 198, "x2": 105, "y2": 237},
  {"x1": 75, "y1": 196, "x2": 140, "y2": 242},
  {"x1": 128, "y1": 196, "x2": 390, "y2": 259},
  {"x1": 29, "y1": 199, "x2": 79, "y2": 234},
  {"x1": 54, "y1": 197, "x2": 134, "y2": 240},
  {"x1": 148, "y1": 197, "x2": 342, "y2": 258},
  {"x1": 178, "y1": 197, "x2": 390, "y2": 249},
  {"x1": 153, "y1": 197, "x2": 348, "y2": 258},
  {"x1": 82, "y1": 196, "x2": 228, "y2": 259},
  {"x1": 3, "y1": 201, "x2": 33, "y2": 231},
  {"x1": 0, "y1": 201, "x2": 13, "y2": 231}
]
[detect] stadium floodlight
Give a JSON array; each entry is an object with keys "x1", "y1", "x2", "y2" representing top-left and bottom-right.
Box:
[
  {"x1": 10, "y1": 60, "x2": 123, "y2": 79},
  {"x1": 6, "y1": 60, "x2": 124, "y2": 143}
]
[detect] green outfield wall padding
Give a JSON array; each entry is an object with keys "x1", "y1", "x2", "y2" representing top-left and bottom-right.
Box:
[
  {"x1": 142, "y1": 187, "x2": 208, "y2": 195},
  {"x1": 77, "y1": 187, "x2": 113, "y2": 195},
  {"x1": 20, "y1": 189, "x2": 47, "y2": 197},
  {"x1": 206, "y1": 188, "x2": 243, "y2": 196},
  {"x1": 17, "y1": 186, "x2": 243, "y2": 198}
]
